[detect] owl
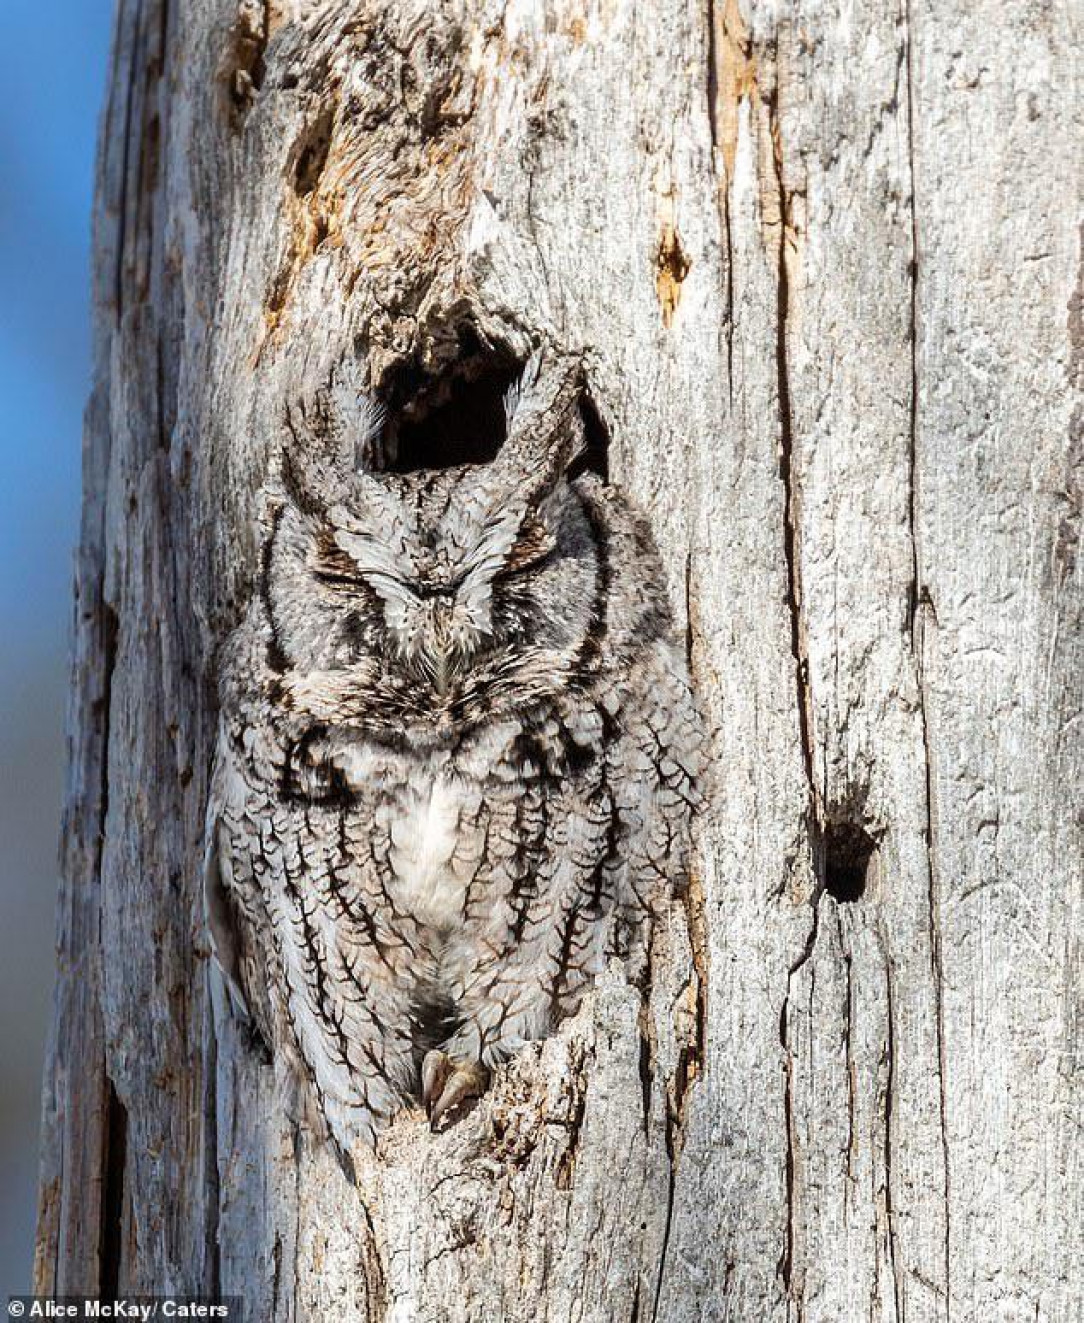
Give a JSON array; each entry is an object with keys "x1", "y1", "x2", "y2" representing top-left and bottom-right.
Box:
[{"x1": 204, "y1": 351, "x2": 702, "y2": 1160}]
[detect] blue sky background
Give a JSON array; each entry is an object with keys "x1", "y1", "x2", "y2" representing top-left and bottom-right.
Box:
[{"x1": 0, "y1": 0, "x2": 113, "y2": 1289}]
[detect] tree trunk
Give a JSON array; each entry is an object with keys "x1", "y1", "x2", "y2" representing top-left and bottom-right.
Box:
[{"x1": 36, "y1": 1, "x2": 1080, "y2": 1319}]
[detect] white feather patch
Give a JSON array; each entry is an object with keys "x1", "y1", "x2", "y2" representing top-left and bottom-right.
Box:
[{"x1": 389, "y1": 775, "x2": 466, "y2": 929}]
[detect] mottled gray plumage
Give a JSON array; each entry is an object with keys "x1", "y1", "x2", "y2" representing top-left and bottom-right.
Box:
[{"x1": 205, "y1": 353, "x2": 702, "y2": 1157}]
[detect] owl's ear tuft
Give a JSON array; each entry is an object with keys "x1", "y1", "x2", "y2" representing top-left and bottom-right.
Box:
[
  {"x1": 329, "y1": 372, "x2": 386, "y2": 472},
  {"x1": 276, "y1": 379, "x2": 405, "y2": 533},
  {"x1": 497, "y1": 349, "x2": 586, "y2": 502},
  {"x1": 277, "y1": 354, "x2": 388, "y2": 503}
]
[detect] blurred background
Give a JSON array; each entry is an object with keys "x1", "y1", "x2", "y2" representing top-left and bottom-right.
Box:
[{"x1": 0, "y1": 0, "x2": 111, "y2": 1290}]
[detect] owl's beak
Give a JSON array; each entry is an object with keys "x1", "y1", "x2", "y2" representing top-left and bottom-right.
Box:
[
  {"x1": 432, "y1": 650, "x2": 452, "y2": 697},
  {"x1": 410, "y1": 594, "x2": 486, "y2": 700},
  {"x1": 426, "y1": 600, "x2": 457, "y2": 698}
]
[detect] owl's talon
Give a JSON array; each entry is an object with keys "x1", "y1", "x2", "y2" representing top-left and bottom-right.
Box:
[
  {"x1": 421, "y1": 1049, "x2": 449, "y2": 1107},
  {"x1": 421, "y1": 1050, "x2": 488, "y2": 1131}
]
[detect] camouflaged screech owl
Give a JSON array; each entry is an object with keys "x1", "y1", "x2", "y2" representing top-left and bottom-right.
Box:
[{"x1": 204, "y1": 351, "x2": 703, "y2": 1161}]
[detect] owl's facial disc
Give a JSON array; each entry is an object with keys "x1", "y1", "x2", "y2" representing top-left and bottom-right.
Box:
[
  {"x1": 321, "y1": 491, "x2": 562, "y2": 704},
  {"x1": 328, "y1": 521, "x2": 492, "y2": 689},
  {"x1": 273, "y1": 371, "x2": 590, "y2": 719}
]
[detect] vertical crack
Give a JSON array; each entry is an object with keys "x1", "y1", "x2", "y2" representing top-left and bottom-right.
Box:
[
  {"x1": 649, "y1": 1149, "x2": 677, "y2": 1323},
  {"x1": 902, "y1": 2, "x2": 951, "y2": 1310},
  {"x1": 203, "y1": 1001, "x2": 222, "y2": 1300},
  {"x1": 270, "y1": 1234, "x2": 282, "y2": 1317},
  {"x1": 723, "y1": 193, "x2": 736, "y2": 405},
  {"x1": 648, "y1": 891, "x2": 708, "y2": 1322},
  {"x1": 99, "y1": 1081, "x2": 129, "y2": 1299},
  {"x1": 843, "y1": 938, "x2": 856, "y2": 1203},
  {"x1": 777, "y1": 894, "x2": 822, "y2": 1304},
  {"x1": 680, "y1": 872, "x2": 710, "y2": 1112},
  {"x1": 95, "y1": 603, "x2": 120, "y2": 865},
  {"x1": 767, "y1": 80, "x2": 818, "y2": 827},
  {"x1": 706, "y1": 0, "x2": 754, "y2": 404},
  {"x1": 904, "y1": 0, "x2": 922, "y2": 637},
  {"x1": 706, "y1": 0, "x2": 719, "y2": 155},
  {"x1": 358, "y1": 1195, "x2": 389, "y2": 1323},
  {"x1": 918, "y1": 673, "x2": 951, "y2": 1314},
  {"x1": 705, "y1": 0, "x2": 733, "y2": 401},
  {"x1": 638, "y1": 1009, "x2": 655, "y2": 1134},
  {"x1": 882, "y1": 958, "x2": 904, "y2": 1323}
]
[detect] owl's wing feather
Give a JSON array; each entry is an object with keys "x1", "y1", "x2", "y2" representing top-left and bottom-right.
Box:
[{"x1": 202, "y1": 814, "x2": 253, "y2": 1025}]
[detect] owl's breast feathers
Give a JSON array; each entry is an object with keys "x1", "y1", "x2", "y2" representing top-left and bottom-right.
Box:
[{"x1": 387, "y1": 773, "x2": 471, "y2": 929}]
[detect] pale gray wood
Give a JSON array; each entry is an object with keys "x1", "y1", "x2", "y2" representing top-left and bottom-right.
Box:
[{"x1": 37, "y1": 1, "x2": 1081, "y2": 1320}]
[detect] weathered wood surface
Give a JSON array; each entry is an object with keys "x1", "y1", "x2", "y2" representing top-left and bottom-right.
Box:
[{"x1": 36, "y1": 1, "x2": 1081, "y2": 1319}]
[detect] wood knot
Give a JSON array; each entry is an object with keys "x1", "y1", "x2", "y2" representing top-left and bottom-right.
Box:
[{"x1": 656, "y1": 223, "x2": 691, "y2": 329}]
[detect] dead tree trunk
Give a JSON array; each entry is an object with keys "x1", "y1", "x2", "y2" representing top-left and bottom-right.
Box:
[{"x1": 36, "y1": 1, "x2": 1080, "y2": 1319}]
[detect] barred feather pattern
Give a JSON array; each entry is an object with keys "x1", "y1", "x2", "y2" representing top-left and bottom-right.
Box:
[{"x1": 206, "y1": 358, "x2": 703, "y2": 1155}]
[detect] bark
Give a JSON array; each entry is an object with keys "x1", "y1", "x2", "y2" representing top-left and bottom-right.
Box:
[{"x1": 36, "y1": 1, "x2": 1081, "y2": 1320}]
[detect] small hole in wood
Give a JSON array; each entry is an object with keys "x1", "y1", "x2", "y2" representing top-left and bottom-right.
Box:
[
  {"x1": 569, "y1": 393, "x2": 610, "y2": 483},
  {"x1": 293, "y1": 110, "x2": 334, "y2": 196},
  {"x1": 823, "y1": 822, "x2": 876, "y2": 903}
]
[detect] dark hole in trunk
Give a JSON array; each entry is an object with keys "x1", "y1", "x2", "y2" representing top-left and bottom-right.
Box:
[
  {"x1": 378, "y1": 329, "x2": 609, "y2": 478},
  {"x1": 822, "y1": 821, "x2": 877, "y2": 903},
  {"x1": 293, "y1": 109, "x2": 333, "y2": 196},
  {"x1": 381, "y1": 329, "x2": 519, "y2": 471}
]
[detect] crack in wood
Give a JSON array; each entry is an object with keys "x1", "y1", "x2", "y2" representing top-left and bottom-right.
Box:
[
  {"x1": 902, "y1": 2, "x2": 952, "y2": 1308},
  {"x1": 778, "y1": 891, "x2": 822, "y2": 1304},
  {"x1": 917, "y1": 653, "x2": 952, "y2": 1317},
  {"x1": 270, "y1": 1233, "x2": 281, "y2": 1316},
  {"x1": 765, "y1": 70, "x2": 818, "y2": 837},
  {"x1": 554, "y1": 1055, "x2": 590, "y2": 1190},
  {"x1": 99, "y1": 1081, "x2": 129, "y2": 1299},
  {"x1": 707, "y1": 0, "x2": 755, "y2": 405},
  {"x1": 645, "y1": 889, "x2": 707, "y2": 1319},
  {"x1": 358, "y1": 1181, "x2": 388, "y2": 1321},
  {"x1": 843, "y1": 938, "x2": 857, "y2": 1199},
  {"x1": 203, "y1": 999, "x2": 223, "y2": 1300},
  {"x1": 649, "y1": 1161, "x2": 677, "y2": 1323},
  {"x1": 903, "y1": 0, "x2": 923, "y2": 640},
  {"x1": 94, "y1": 602, "x2": 119, "y2": 867},
  {"x1": 881, "y1": 948, "x2": 904, "y2": 1323},
  {"x1": 637, "y1": 1003, "x2": 655, "y2": 1135},
  {"x1": 678, "y1": 871, "x2": 710, "y2": 1119}
]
